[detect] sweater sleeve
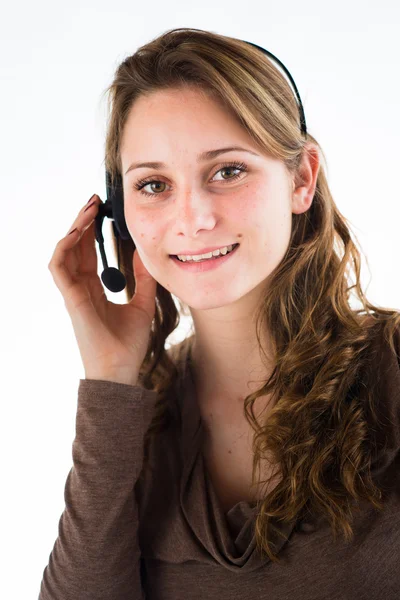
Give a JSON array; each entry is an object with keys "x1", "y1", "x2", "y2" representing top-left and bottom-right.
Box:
[{"x1": 38, "y1": 378, "x2": 159, "y2": 600}]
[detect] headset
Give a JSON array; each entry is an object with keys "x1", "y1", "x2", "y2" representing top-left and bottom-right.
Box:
[{"x1": 94, "y1": 40, "x2": 308, "y2": 293}]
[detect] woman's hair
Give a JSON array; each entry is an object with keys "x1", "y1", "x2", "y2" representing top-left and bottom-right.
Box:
[{"x1": 101, "y1": 27, "x2": 400, "y2": 563}]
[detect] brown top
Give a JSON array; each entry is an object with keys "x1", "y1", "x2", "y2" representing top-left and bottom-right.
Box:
[{"x1": 39, "y1": 320, "x2": 400, "y2": 599}]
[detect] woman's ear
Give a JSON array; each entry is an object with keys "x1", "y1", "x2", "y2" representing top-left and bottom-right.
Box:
[{"x1": 292, "y1": 143, "x2": 321, "y2": 215}]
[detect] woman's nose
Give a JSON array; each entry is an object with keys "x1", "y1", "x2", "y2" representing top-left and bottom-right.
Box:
[{"x1": 172, "y1": 190, "x2": 218, "y2": 235}]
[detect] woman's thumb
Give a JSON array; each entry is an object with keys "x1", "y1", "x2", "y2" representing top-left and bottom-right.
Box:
[{"x1": 131, "y1": 248, "x2": 157, "y2": 315}]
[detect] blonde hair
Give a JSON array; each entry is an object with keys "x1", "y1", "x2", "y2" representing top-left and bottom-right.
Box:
[{"x1": 102, "y1": 27, "x2": 400, "y2": 563}]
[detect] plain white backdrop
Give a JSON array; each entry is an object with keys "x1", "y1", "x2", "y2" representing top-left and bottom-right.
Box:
[{"x1": 1, "y1": 0, "x2": 399, "y2": 597}]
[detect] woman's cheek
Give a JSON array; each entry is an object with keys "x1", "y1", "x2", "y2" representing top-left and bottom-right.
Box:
[{"x1": 125, "y1": 207, "x2": 152, "y2": 248}]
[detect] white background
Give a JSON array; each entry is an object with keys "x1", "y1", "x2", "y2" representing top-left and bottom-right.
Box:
[{"x1": 1, "y1": 0, "x2": 399, "y2": 597}]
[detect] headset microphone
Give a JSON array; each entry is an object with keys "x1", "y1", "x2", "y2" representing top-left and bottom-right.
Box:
[
  {"x1": 94, "y1": 206, "x2": 126, "y2": 292},
  {"x1": 94, "y1": 39, "x2": 308, "y2": 293},
  {"x1": 94, "y1": 171, "x2": 130, "y2": 293}
]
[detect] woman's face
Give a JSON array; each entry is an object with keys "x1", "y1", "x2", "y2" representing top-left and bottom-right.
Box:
[{"x1": 120, "y1": 87, "x2": 302, "y2": 311}]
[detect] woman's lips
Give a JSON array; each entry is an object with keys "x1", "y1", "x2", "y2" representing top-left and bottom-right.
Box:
[
  {"x1": 169, "y1": 243, "x2": 240, "y2": 272},
  {"x1": 170, "y1": 243, "x2": 239, "y2": 260},
  {"x1": 169, "y1": 243, "x2": 238, "y2": 257}
]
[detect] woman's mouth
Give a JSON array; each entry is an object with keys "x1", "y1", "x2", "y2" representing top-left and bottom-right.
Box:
[{"x1": 169, "y1": 243, "x2": 240, "y2": 273}]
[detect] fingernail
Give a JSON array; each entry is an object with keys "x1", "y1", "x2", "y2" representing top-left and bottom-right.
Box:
[
  {"x1": 68, "y1": 227, "x2": 77, "y2": 235},
  {"x1": 83, "y1": 201, "x2": 96, "y2": 213},
  {"x1": 87, "y1": 193, "x2": 97, "y2": 204}
]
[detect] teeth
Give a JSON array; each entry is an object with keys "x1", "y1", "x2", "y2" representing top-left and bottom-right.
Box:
[{"x1": 177, "y1": 244, "x2": 235, "y2": 262}]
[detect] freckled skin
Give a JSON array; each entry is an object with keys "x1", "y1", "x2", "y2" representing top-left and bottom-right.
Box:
[{"x1": 120, "y1": 88, "x2": 308, "y2": 308}]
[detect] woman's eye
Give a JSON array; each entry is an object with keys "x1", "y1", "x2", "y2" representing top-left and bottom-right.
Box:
[{"x1": 133, "y1": 161, "x2": 248, "y2": 198}]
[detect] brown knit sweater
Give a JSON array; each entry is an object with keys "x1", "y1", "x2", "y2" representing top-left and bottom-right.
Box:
[{"x1": 39, "y1": 321, "x2": 400, "y2": 599}]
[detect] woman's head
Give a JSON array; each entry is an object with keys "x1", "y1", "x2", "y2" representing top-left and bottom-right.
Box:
[
  {"x1": 104, "y1": 29, "x2": 322, "y2": 313},
  {"x1": 119, "y1": 85, "x2": 320, "y2": 314},
  {"x1": 102, "y1": 27, "x2": 400, "y2": 563}
]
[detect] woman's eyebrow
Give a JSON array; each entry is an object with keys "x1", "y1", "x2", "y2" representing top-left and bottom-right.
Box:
[{"x1": 124, "y1": 146, "x2": 260, "y2": 175}]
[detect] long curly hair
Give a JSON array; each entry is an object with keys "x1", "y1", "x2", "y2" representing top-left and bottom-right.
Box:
[{"x1": 101, "y1": 27, "x2": 400, "y2": 563}]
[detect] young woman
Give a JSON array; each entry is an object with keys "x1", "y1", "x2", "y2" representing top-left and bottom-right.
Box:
[{"x1": 40, "y1": 27, "x2": 400, "y2": 600}]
